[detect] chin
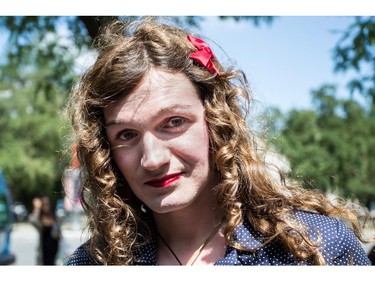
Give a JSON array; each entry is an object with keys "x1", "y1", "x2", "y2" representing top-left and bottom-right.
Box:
[{"x1": 148, "y1": 200, "x2": 190, "y2": 214}]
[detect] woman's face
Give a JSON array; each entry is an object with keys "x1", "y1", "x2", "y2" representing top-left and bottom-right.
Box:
[{"x1": 104, "y1": 69, "x2": 216, "y2": 214}]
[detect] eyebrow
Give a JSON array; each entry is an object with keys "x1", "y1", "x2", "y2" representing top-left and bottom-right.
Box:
[{"x1": 105, "y1": 104, "x2": 193, "y2": 128}]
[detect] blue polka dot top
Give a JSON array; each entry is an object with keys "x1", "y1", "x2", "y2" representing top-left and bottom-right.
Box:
[{"x1": 66, "y1": 210, "x2": 370, "y2": 265}]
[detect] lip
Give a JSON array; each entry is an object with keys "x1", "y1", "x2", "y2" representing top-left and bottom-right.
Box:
[{"x1": 145, "y1": 172, "x2": 184, "y2": 188}]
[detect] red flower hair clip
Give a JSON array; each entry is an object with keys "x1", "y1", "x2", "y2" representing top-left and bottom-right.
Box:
[{"x1": 187, "y1": 35, "x2": 219, "y2": 76}]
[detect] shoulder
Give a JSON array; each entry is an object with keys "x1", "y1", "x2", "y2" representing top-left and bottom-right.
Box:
[
  {"x1": 295, "y1": 210, "x2": 370, "y2": 265},
  {"x1": 295, "y1": 210, "x2": 339, "y2": 233},
  {"x1": 67, "y1": 243, "x2": 99, "y2": 265},
  {"x1": 295, "y1": 210, "x2": 352, "y2": 240}
]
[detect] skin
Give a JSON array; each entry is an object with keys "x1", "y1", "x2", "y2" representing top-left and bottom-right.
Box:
[{"x1": 104, "y1": 69, "x2": 226, "y2": 264}]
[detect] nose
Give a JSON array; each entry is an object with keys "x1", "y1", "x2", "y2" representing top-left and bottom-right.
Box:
[{"x1": 140, "y1": 132, "x2": 170, "y2": 171}]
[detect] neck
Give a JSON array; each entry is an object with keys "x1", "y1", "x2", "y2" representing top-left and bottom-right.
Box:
[
  {"x1": 153, "y1": 188, "x2": 226, "y2": 265},
  {"x1": 153, "y1": 188, "x2": 223, "y2": 242},
  {"x1": 155, "y1": 209, "x2": 224, "y2": 241}
]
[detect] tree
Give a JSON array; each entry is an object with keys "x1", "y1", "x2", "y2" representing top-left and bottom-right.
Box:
[
  {"x1": 333, "y1": 16, "x2": 375, "y2": 106},
  {"x1": 269, "y1": 84, "x2": 375, "y2": 205},
  {"x1": 0, "y1": 17, "x2": 86, "y2": 208}
]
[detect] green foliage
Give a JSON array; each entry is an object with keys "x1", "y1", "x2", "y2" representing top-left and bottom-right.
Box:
[
  {"x1": 269, "y1": 85, "x2": 375, "y2": 204},
  {"x1": 219, "y1": 16, "x2": 274, "y2": 26},
  {"x1": 0, "y1": 17, "x2": 79, "y2": 209},
  {"x1": 0, "y1": 76, "x2": 71, "y2": 208},
  {"x1": 333, "y1": 16, "x2": 375, "y2": 105}
]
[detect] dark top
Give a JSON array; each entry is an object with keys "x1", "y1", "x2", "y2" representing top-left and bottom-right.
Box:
[{"x1": 67, "y1": 210, "x2": 370, "y2": 265}]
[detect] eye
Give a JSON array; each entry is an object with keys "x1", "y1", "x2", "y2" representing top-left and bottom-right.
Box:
[
  {"x1": 165, "y1": 117, "x2": 186, "y2": 129},
  {"x1": 117, "y1": 130, "x2": 138, "y2": 141}
]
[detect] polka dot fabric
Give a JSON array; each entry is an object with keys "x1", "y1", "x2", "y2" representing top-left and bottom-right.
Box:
[{"x1": 67, "y1": 210, "x2": 370, "y2": 265}]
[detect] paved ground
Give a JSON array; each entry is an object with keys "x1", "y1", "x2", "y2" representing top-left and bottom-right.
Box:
[{"x1": 9, "y1": 212, "x2": 88, "y2": 265}]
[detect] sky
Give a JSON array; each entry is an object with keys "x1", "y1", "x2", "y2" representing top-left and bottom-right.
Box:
[{"x1": 195, "y1": 16, "x2": 357, "y2": 113}]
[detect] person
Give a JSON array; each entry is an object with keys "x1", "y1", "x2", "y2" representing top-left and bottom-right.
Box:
[
  {"x1": 29, "y1": 195, "x2": 61, "y2": 265},
  {"x1": 65, "y1": 18, "x2": 373, "y2": 265}
]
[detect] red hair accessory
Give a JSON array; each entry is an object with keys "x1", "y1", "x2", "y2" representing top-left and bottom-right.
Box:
[{"x1": 187, "y1": 35, "x2": 219, "y2": 76}]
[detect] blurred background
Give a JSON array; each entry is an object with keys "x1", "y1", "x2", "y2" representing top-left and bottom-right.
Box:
[{"x1": 0, "y1": 15, "x2": 374, "y2": 265}]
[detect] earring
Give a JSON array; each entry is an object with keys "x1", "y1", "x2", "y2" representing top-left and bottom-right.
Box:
[{"x1": 140, "y1": 204, "x2": 148, "y2": 214}]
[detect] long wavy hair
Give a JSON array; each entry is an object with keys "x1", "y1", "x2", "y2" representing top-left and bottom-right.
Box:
[{"x1": 66, "y1": 18, "x2": 370, "y2": 265}]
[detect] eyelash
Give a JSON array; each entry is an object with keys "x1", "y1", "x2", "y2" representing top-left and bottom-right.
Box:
[
  {"x1": 117, "y1": 130, "x2": 138, "y2": 141},
  {"x1": 164, "y1": 117, "x2": 186, "y2": 129}
]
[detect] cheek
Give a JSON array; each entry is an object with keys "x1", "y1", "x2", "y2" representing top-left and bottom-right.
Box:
[
  {"x1": 112, "y1": 150, "x2": 138, "y2": 178},
  {"x1": 197, "y1": 121, "x2": 210, "y2": 154},
  {"x1": 177, "y1": 122, "x2": 211, "y2": 163}
]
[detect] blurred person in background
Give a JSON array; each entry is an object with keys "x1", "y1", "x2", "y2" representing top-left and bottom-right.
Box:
[{"x1": 29, "y1": 195, "x2": 61, "y2": 265}]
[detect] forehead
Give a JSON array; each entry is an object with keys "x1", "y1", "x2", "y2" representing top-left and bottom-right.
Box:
[{"x1": 104, "y1": 69, "x2": 201, "y2": 124}]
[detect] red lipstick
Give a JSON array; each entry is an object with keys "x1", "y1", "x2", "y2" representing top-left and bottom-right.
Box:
[{"x1": 145, "y1": 173, "x2": 183, "y2": 188}]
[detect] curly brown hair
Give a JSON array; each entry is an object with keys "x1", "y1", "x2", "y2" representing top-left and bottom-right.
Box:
[{"x1": 65, "y1": 18, "x2": 370, "y2": 265}]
